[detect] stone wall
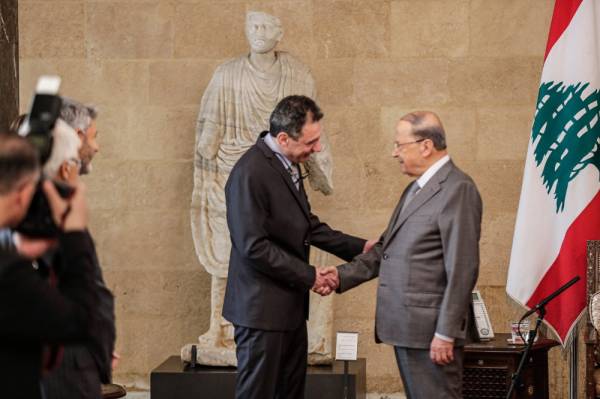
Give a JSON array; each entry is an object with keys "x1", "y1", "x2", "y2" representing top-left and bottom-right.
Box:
[{"x1": 19, "y1": 0, "x2": 574, "y2": 396}]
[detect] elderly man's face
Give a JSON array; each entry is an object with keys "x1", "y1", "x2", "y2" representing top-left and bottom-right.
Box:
[
  {"x1": 392, "y1": 120, "x2": 427, "y2": 178},
  {"x1": 78, "y1": 120, "x2": 99, "y2": 175},
  {"x1": 245, "y1": 16, "x2": 282, "y2": 54}
]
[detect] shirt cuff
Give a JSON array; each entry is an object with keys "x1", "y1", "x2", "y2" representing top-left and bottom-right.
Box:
[{"x1": 434, "y1": 332, "x2": 455, "y2": 343}]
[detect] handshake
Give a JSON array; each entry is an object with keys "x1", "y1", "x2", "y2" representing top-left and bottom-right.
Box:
[
  {"x1": 312, "y1": 266, "x2": 339, "y2": 296},
  {"x1": 310, "y1": 238, "x2": 377, "y2": 296}
]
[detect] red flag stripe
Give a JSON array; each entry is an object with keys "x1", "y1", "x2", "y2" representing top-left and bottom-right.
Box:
[
  {"x1": 544, "y1": 0, "x2": 584, "y2": 60},
  {"x1": 525, "y1": 190, "x2": 600, "y2": 342}
]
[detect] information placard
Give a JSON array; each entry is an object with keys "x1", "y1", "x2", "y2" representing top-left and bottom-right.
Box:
[{"x1": 335, "y1": 332, "x2": 358, "y2": 361}]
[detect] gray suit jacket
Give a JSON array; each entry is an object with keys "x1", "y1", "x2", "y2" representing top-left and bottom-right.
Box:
[{"x1": 338, "y1": 161, "x2": 482, "y2": 349}]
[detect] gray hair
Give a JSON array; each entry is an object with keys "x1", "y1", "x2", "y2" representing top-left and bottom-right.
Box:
[
  {"x1": 43, "y1": 119, "x2": 81, "y2": 178},
  {"x1": 59, "y1": 97, "x2": 98, "y2": 133},
  {"x1": 400, "y1": 111, "x2": 447, "y2": 150}
]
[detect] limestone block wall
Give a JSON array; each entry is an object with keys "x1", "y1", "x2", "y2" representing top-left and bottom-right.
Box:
[{"x1": 19, "y1": 0, "x2": 575, "y2": 396}]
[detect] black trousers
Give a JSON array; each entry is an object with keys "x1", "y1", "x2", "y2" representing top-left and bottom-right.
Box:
[
  {"x1": 43, "y1": 345, "x2": 102, "y2": 399},
  {"x1": 234, "y1": 323, "x2": 308, "y2": 399}
]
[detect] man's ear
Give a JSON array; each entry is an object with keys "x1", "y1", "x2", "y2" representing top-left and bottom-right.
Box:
[
  {"x1": 421, "y1": 139, "x2": 434, "y2": 157},
  {"x1": 15, "y1": 180, "x2": 34, "y2": 209},
  {"x1": 276, "y1": 132, "x2": 289, "y2": 147},
  {"x1": 76, "y1": 129, "x2": 86, "y2": 143},
  {"x1": 59, "y1": 161, "x2": 71, "y2": 181},
  {"x1": 276, "y1": 29, "x2": 284, "y2": 43}
]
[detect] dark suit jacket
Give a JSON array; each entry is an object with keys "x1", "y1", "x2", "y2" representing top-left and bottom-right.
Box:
[
  {"x1": 338, "y1": 161, "x2": 482, "y2": 348},
  {"x1": 44, "y1": 231, "x2": 116, "y2": 399},
  {"x1": 0, "y1": 232, "x2": 98, "y2": 399},
  {"x1": 223, "y1": 132, "x2": 365, "y2": 331}
]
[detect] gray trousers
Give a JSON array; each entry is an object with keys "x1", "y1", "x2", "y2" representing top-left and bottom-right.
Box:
[{"x1": 394, "y1": 346, "x2": 464, "y2": 399}]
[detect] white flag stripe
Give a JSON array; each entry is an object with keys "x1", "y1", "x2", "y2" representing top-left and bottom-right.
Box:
[
  {"x1": 507, "y1": 143, "x2": 599, "y2": 301},
  {"x1": 542, "y1": 0, "x2": 600, "y2": 88}
]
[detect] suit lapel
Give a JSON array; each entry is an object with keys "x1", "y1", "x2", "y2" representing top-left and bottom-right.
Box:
[
  {"x1": 383, "y1": 162, "x2": 454, "y2": 248},
  {"x1": 256, "y1": 134, "x2": 311, "y2": 220},
  {"x1": 382, "y1": 183, "x2": 415, "y2": 242}
]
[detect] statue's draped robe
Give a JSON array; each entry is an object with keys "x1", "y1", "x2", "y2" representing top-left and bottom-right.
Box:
[{"x1": 192, "y1": 52, "x2": 331, "y2": 277}]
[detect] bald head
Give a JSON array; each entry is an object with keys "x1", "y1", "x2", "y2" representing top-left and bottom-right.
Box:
[{"x1": 399, "y1": 111, "x2": 447, "y2": 151}]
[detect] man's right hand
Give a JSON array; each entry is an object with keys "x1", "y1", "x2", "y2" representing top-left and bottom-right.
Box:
[
  {"x1": 312, "y1": 267, "x2": 339, "y2": 296},
  {"x1": 42, "y1": 180, "x2": 87, "y2": 232},
  {"x1": 13, "y1": 232, "x2": 56, "y2": 259}
]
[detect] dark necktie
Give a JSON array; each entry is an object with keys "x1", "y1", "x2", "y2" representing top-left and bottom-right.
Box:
[{"x1": 289, "y1": 163, "x2": 300, "y2": 190}]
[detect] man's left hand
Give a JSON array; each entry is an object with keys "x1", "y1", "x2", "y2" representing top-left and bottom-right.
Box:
[
  {"x1": 363, "y1": 238, "x2": 378, "y2": 253},
  {"x1": 429, "y1": 336, "x2": 454, "y2": 365}
]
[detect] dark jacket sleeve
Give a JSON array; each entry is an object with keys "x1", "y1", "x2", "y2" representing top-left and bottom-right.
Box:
[
  {"x1": 0, "y1": 231, "x2": 98, "y2": 343},
  {"x1": 308, "y1": 213, "x2": 366, "y2": 262}
]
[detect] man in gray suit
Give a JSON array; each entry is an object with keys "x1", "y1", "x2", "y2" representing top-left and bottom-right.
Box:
[{"x1": 321, "y1": 111, "x2": 482, "y2": 398}]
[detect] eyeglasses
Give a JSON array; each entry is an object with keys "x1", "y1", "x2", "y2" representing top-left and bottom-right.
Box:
[{"x1": 393, "y1": 138, "x2": 425, "y2": 150}]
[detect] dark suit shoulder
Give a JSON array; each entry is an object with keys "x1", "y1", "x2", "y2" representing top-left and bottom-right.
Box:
[
  {"x1": 229, "y1": 143, "x2": 275, "y2": 183},
  {"x1": 0, "y1": 251, "x2": 28, "y2": 279}
]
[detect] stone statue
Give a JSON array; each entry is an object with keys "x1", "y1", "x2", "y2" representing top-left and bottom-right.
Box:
[{"x1": 182, "y1": 11, "x2": 335, "y2": 366}]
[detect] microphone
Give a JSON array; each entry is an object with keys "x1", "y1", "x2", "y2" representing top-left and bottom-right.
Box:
[{"x1": 521, "y1": 276, "x2": 580, "y2": 319}]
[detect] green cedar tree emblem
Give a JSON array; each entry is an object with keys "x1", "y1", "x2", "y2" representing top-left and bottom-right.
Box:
[{"x1": 531, "y1": 81, "x2": 600, "y2": 212}]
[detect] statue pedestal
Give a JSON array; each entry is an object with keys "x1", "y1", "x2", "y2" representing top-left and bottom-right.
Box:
[{"x1": 151, "y1": 356, "x2": 366, "y2": 399}]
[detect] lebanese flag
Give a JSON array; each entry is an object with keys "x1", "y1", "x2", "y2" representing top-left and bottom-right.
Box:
[{"x1": 506, "y1": 0, "x2": 600, "y2": 345}]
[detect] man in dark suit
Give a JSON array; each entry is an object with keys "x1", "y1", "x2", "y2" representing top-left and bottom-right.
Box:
[
  {"x1": 42, "y1": 98, "x2": 115, "y2": 399},
  {"x1": 322, "y1": 111, "x2": 482, "y2": 399},
  {"x1": 0, "y1": 134, "x2": 97, "y2": 399},
  {"x1": 2, "y1": 101, "x2": 115, "y2": 399},
  {"x1": 223, "y1": 95, "x2": 369, "y2": 399}
]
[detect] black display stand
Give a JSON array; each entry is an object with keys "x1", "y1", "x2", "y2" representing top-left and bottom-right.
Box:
[{"x1": 151, "y1": 356, "x2": 366, "y2": 399}]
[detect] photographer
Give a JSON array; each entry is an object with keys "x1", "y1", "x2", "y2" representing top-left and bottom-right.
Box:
[
  {"x1": 2, "y1": 98, "x2": 116, "y2": 398},
  {"x1": 0, "y1": 134, "x2": 98, "y2": 399},
  {"x1": 43, "y1": 108, "x2": 115, "y2": 399}
]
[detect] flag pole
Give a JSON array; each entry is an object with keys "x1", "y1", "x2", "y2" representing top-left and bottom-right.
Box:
[{"x1": 569, "y1": 325, "x2": 578, "y2": 399}]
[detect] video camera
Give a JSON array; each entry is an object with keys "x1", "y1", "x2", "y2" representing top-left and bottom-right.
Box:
[{"x1": 15, "y1": 76, "x2": 74, "y2": 238}]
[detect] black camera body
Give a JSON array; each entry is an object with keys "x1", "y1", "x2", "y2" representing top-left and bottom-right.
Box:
[{"x1": 15, "y1": 76, "x2": 74, "y2": 238}]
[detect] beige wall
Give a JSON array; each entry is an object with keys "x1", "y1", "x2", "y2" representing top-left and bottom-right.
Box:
[{"x1": 19, "y1": 0, "x2": 573, "y2": 396}]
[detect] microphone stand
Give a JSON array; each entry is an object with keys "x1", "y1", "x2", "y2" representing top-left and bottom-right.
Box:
[{"x1": 505, "y1": 276, "x2": 580, "y2": 399}]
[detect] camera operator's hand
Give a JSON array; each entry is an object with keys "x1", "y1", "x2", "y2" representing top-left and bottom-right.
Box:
[
  {"x1": 42, "y1": 180, "x2": 88, "y2": 232},
  {"x1": 13, "y1": 232, "x2": 56, "y2": 259}
]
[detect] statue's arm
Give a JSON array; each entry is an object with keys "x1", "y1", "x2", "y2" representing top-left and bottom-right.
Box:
[{"x1": 195, "y1": 69, "x2": 226, "y2": 161}]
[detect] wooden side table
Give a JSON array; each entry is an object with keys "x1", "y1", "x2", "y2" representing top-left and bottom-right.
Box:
[{"x1": 463, "y1": 333, "x2": 559, "y2": 399}]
